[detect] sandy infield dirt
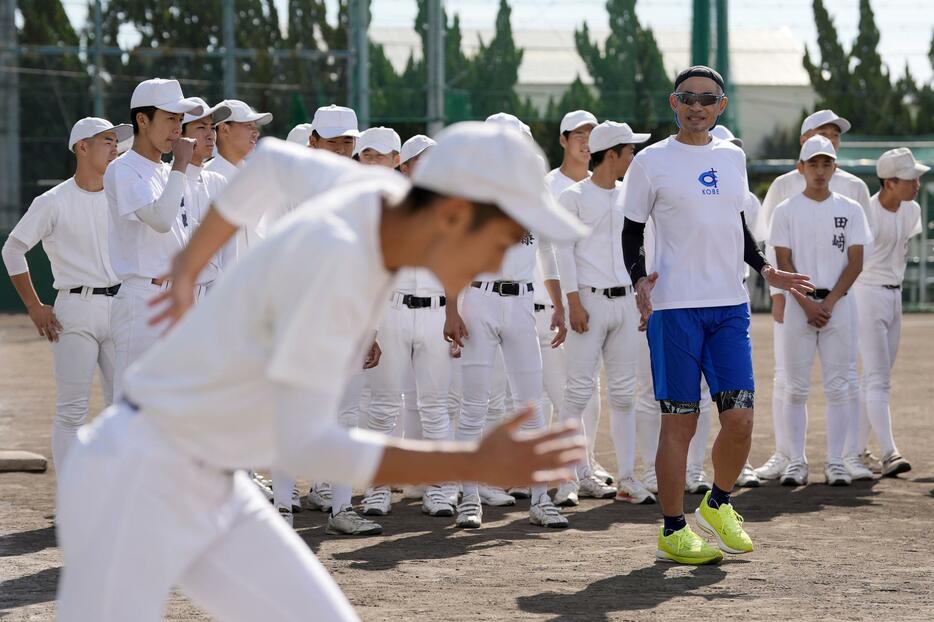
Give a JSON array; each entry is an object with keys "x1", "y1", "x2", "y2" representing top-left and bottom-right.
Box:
[{"x1": 1, "y1": 312, "x2": 933, "y2": 621}]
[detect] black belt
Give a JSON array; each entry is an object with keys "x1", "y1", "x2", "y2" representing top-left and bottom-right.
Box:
[
  {"x1": 471, "y1": 281, "x2": 533, "y2": 296},
  {"x1": 68, "y1": 284, "x2": 121, "y2": 296},
  {"x1": 534, "y1": 303, "x2": 552, "y2": 312},
  {"x1": 401, "y1": 294, "x2": 445, "y2": 309},
  {"x1": 807, "y1": 288, "x2": 846, "y2": 300},
  {"x1": 590, "y1": 285, "x2": 630, "y2": 299},
  {"x1": 882, "y1": 284, "x2": 901, "y2": 290}
]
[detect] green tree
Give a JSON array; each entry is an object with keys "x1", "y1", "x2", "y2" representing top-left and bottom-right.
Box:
[
  {"x1": 802, "y1": 0, "x2": 855, "y2": 122},
  {"x1": 916, "y1": 32, "x2": 934, "y2": 134},
  {"x1": 468, "y1": 0, "x2": 526, "y2": 119},
  {"x1": 536, "y1": 76, "x2": 600, "y2": 166}
]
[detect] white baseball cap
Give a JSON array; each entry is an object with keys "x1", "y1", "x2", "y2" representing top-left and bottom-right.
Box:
[
  {"x1": 310, "y1": 105, "x2": 359, "y2": 139},
  {"x1": 876, "y1": 147, "x2": 930, "y2": 180},
  {"x1": 286, "y1": 123, "x2": 313, "y2": 146},
  {"x1": 400, "y1": 134, "x2": 436, "y2": 164},
  {"x1": 560, "y1": 110, "x2": 598, "y2": 134},
  {"x1": 130, "y1": 78, "x2": 204, "y2": 115},
  {"x1": 412, "y1": 121, "x2": 588, "y2": 243},
  {"x1": 588, "y1": 121, "x2": 650, "y2": 153},
  {"x1": 217, "y1": 99, "x2": 273, "y2": 126},
  {"x1": 353, "y1": 126, "x2": 402, "y2": 156},
  {"x1": 68, "y1": 117, "x2": 133, "y2": 152},
  {"x1": 799, "y1": 135, "x2": 837, "y2": 161},
  {"x1": 183, "y1": 98, "x2": 232, "y2": 126},
  {"x1": 801, "y1": 109, "x2": 851, "y2": 136},
  {"x1": 710, "y1": 124, "x2": 743, "y2": 149},
  {"x1": 485, "y1": 112, "x2": 532, "y2": 138}
]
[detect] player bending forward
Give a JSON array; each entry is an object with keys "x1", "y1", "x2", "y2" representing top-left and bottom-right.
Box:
[{"x1": 55, "y1": 122, "x2": 586, "y2": 622}]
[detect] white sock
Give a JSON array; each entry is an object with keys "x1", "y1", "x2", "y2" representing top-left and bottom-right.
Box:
[
  {"x1": 331, "y1": 484, "x2": 353, "y2": 515},
  {"x1": 635, "y1": 404, "x2": 660, "y2": 472},
  {"x1": 772, "y1": 394, "x2": 788, "y2": 457},
  {"x1": 609, "y1": 406, "x2": 636, "y2": 480},
  {"x1": 825, "y1": 402, "x2": 849, "y2": 464},
  {"x1": 785, "y1": 400, "x2": 808, "y2": 462},
  {"x1": 531, "y1": 483, "x2": 548, "y2": 505},
  {"x1": 272, "y1": 470, "x2": 294, "y2": 509},
  {"x1": 865, "y1": 399, "x2": 897, "y2": 456}
]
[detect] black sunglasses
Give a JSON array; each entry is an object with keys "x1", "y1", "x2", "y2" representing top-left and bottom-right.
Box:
[{"x1": 673, "y1": 91, "x2": 723, "y2": 107}]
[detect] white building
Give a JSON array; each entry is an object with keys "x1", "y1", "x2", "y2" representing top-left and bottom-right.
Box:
[{"x1": 370, "y1": 26, "x2": 816, "y2": 156}]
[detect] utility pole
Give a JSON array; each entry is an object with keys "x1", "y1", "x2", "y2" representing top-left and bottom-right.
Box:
[
  {"x1": 349, "y1": 0, "x2": 370, "y2": 128},
  {"x1": 691, "y1": 0, "x2": 711, "y2": 67},
  {"x1": 93, "y1": 0, "x2": 104, "y2": 117},
  {"x1": 426, "y1": 0, "x2": 445, "y2": 136},
  {"x1": 0, "y1": 0, "x2": 19, "y2": 230},
  {"x1": 223, "y1": 0, "x2": 236, "y2": 99}
]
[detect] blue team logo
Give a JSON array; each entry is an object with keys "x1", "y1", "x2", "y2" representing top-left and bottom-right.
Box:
[{"x1": 698, "y1": 168, "x2": 719, "y2": 195}]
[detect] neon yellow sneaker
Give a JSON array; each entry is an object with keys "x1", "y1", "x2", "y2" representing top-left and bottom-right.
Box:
[
  {"x1": 656, "y1": 524, "x2": 723, "y2": 565},
  {"x1": 694, "y1": 491, "x2": 754, "y2": 554}
]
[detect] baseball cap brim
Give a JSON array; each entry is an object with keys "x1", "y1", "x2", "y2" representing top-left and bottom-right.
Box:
[
  {"x1": 244, "y1": 111, "x2": 273, "y2": 126},
  {"x1": 803, "y1": 150, "x2": 836, "y2": 161},
  {"x1": 561, "y1": 119, "x2": 597, "y2": 134},
  {"x1": 903, "y1": 162, "x2": 931, "y2": 179},
  {"x1": 505, "y1": 188, "x2": 589, "y2": 243},
  {"x1": 315, "y1": 127, "x2": 360, "y2": 139},
  {"x1": 185, "y1": 103, "x2": 232, "y2": 126},
  {"x1": 156, "y1": 98, "x2": 205, "y2": 115},
  {"x1": 631, "y1": 132, "x2": 651, "y2": 144},
  {"x1": 400, "y1": 145, "x2": 431, "y2": 164}
]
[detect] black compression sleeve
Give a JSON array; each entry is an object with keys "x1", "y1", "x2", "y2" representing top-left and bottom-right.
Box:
[
  {"x1": 742, "y1": 212, "x2": 769, "y2": 275},
  {"x1": 622, "y1": 218, "x2": 648, "y2": 284}
]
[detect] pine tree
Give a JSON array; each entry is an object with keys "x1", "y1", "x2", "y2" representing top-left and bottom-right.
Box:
[
  {"x1": 916, "y1": 31, "x2": 934, "y2": 134},
  {"x1": 802, "y1": 0, "x2": 855, "y2": 121},
  {"x1": 468, "y1": 0, "x2": 525, "y2": 119}
]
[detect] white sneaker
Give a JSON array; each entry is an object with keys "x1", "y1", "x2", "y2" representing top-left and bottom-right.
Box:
[
  {"x1": 755, "y1": 452, "x2": 790, "y2": 481},
  {"x1": 860, "y1": 450, "x2": 883, "y2": 474},
  {"x1": 442, "y1": 482, "x2": 460, "y2": 506},
  {"x1": 456, "y1": 496, "x2": 483, "y2": 529},
  {"x1": 685, "y1": 468, "x2": 712, "y2": 494},
  {"x1": 251, "y1": 472, "x2": 274, "y2": 502},
  {"x1": 529, "y1": 494, "x2": 569, "y2": 529},
  {"x1": 780, "y1": 460, "x2": 809, "y2": 486},
  {"x1": 554, "y1": 481, "x2": 579, "y2": 507},
  {"x1": 736, "y1": 463, "x2": 761, "y2": 488},
  {"x1": 881, "y1": 451, "x2": 912, "y2": 478},
  {"x1": 277, "y1": 505, "x2": 293, "y2": 527},
  {"x1": 479, "y1": 484, "x2": 516, "y2": 507},
  {"x1": 615, "y1": 476, "x2": 657, "y2": 504},
  {"x1": 824, "y1": 461, "x2": 852, "y2": 486},
  {"x1": 844, "y1": 454, "x2": 874, "y2": 481},
  {"x1": 402, "y1": 484, "x2": 425, "y2": 500},
  {"x1": 642, "y1": 466, "x2": 658, "y2": 494},
  {"x1": 326, "y1": 507, "x2": 383, "y2": 535},
  {"x1": 362, "y1": 486, "x2": 392, "y2": 516},
  {"x1": 421, "y1": 485, "x2": 455, "y2": 517},
  {"x1": 592, "y1": 460, "x2": 614, "y2": 485},
  {"x1": 306, "y1": 482, "x2": 332, "y2": 512},
  {"x1": 290, "y1": 485, "x2": 303, "y2": 513},
  {"x1": 508, "y1": 486, "x2": 531, "y2": 499},
  {"x1": 578, "y1": 474, "x2": 617, "y2": 499}
]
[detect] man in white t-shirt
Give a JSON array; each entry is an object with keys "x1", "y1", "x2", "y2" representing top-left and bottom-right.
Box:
[
  {"x1": 852, "y1": 148, "x2": 927, "y2": 477},
  {"x1": 622, "y1": 66, "x2": 812, "y2": 565},
  {"x1": 2, "y1": 118, "x2": 131, "y2": 474},
  {"x1": 556, "y1": 121, "x2": 651, "y2": 506},
  {"x1": 542, "y1": 110, "x2": 608, "y2": 488},
  {"x1": 754, "y1": 109, "x2": 873, "y2": 483},
  {"x1": 204, "y1": 99, "x2": 272, "y2": 269},
  {"x1": 770, "y1": 135, "x2": 871, "y2": 487},
  {"x1": 104, "y1": 78, "x2": 204, "y2": 398},
  {"x1": 444, "y1": 113, "x2": 570, "y2": 529},
  {"x1": 55, "y1": 121, "x2": 586, "y2": 622}
]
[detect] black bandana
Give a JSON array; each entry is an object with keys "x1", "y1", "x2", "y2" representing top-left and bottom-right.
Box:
[{"x1": 674, "y1": 65, "x2": 725, "y2": 92}]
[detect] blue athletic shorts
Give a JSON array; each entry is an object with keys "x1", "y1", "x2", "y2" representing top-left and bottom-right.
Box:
[{"x1": 646, "y1": 303, "x2": 755, "y2": 413}]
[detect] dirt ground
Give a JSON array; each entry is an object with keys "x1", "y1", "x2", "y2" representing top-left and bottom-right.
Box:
[{"x1": 1, "y1": 312, "x2": 933, "y2": 621}]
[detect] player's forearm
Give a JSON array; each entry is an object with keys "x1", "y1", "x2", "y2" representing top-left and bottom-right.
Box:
[
  {"x1": 371, "y1": 440, "x2": 478, "y2": 486},
  {"x1": 134, "y1": 171, "x2": 186, "y2": 233},
  {"x1": 622, "y1": 218, "x2": 647, "y2": 284},
  {"x1": 544, "y1": 279, "x2": 564, "y2": 312},
  {"x1": 9, "y1": 272, "x2": 43, "y2": 310},
  {"x1": 774, "y1": 247, "x2": 794, "y2": 274},
  {"x1": 827, "y1": 250, "x2": 863, "y2": 303},
  {"x1": 173, "y1": 208, "x2": 238, "y2": 281}
]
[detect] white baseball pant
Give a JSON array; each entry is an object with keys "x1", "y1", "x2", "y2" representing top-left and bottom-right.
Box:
[
  {"x1": 49, "y1": 289, "x2": 116, "y2": 474},
  {"x1": 770, "y1": 316, "x2": 794, "y2": 459},
  {"x1": 57, "y1": 404, "x2": 358, "y2": 622},
  {"x1": 457, "y1": 284, "x2": 546, "y2": 500},
  {"x1": 783, "y1": 295, "x2": 855, "y2": 464},
  {"x1": 560, "y1": 289, "x2": 639, "y2": 481},
  {"x1": 853, "y1": 283, "x2": 903, "y2": 456}
]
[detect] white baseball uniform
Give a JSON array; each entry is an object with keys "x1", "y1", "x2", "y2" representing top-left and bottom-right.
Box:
[
  {"x1": 852, "y1": 193, "x2": 922, "y2": 457},
  {"x1": 105, "y1": 149, "x2": 193, "y2": 398},
  {"x1": 57, "y1": 174, "x2": 406, "y2": 622},
  {"x1": 204, "y1": 152, "x2": 257, "y2": 271},
  {"x1": 2, "y1": 178, "x2": 120, "y2": 472},
  {"x1": 760, "y1": 168, "x2": 871, "y2": 462},
  {"x1": 183, "y1": 163, "x2": 227, "y2": 287},
  {"x1": 556, "y1": 177, "x2": 639, "y2": 481},
  {"x1": 769, "y1": 191, "x2": 870, "y2": 465}
]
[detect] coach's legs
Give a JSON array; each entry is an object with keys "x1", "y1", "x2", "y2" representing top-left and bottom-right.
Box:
[{"x1": 656, "y1": 413, "x2": 698, "y2": 517}]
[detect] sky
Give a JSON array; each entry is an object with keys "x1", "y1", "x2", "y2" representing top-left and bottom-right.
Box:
[{"x1": 60, "y1": 0, "x2": 933, "y2": 83}]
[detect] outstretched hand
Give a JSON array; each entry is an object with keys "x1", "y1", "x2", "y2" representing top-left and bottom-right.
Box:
[{"x1": 762, "y1": 265, "x2": 814, "y2": 298}]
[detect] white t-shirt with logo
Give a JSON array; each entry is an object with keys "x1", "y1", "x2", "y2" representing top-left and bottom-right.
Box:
[
  {"x1": 557, "y1": 178, "x2": 630, "y2": 293},
  {"x1": 623, "y1": 136, "x2": 749, "y2": 310},
  {"x1": 857, "y1": 193, "x2": 922, "y2": 287},
  {"x1": 769, "y1": 192, "x2": 871, "y2": 290},
  {"x1": 123, "y1": 183, "x2": 399, "y2": 482},
  {"x1": 104, "y1": 149, "x2": 191, "y2": 280},
  {"x1": 6, "y1": 178, "x2": 119, "y2": 290}
]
